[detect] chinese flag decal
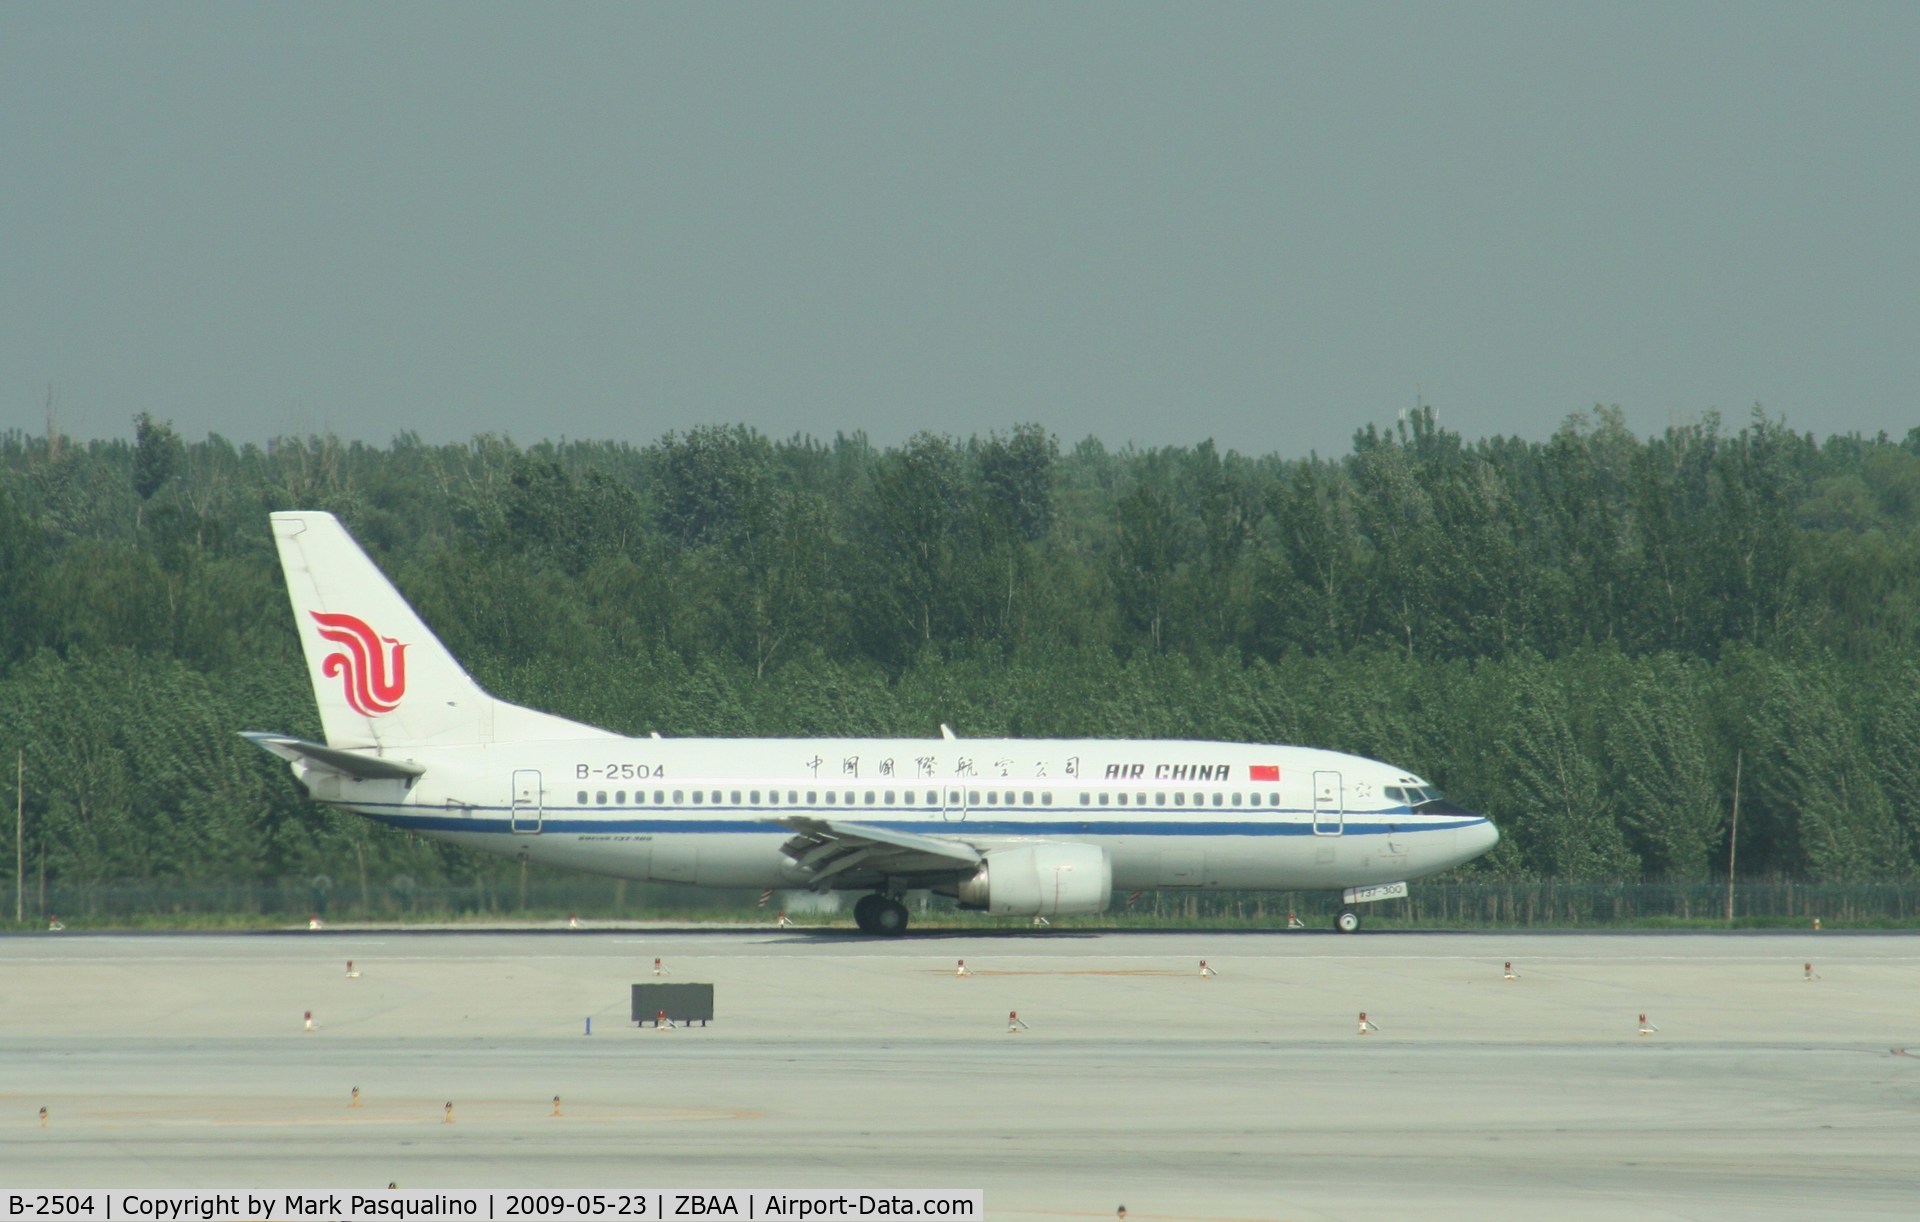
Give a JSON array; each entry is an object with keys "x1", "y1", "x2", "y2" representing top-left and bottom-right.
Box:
[{"x1": 1250, "y1": 765, "x2": 1280, "y2": 782}]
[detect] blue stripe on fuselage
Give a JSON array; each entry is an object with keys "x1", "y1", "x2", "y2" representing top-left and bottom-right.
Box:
[{"x1": 327, "y1": 803, "x2": 1484, "y2": 838}]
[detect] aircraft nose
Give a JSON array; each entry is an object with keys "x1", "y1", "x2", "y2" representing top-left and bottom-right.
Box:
[{"x1": 1461, "y1": 817, "x2": 1499, "y2": 861}]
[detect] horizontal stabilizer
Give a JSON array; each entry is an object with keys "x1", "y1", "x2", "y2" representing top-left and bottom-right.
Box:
[{"x1": 241, "y1": 731, "x2": 425, "y2": 781}]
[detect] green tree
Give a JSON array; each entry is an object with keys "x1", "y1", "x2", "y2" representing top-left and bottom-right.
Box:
[
  {"x1": 860, "y1": 433, "x2": 976, "y2": 664},
  {"x1": 0, "y1": 483, "x2": 48, "y2": 670},
  {"x1": 1600, "y1": 655, "x2": 1723, "y2": 878},
  {"x1": 1253, "y1": 461, "x2": 1362, "y2": 656},
  {"x1": 1725, "y1": 649, "x2": 1904, "y2": 880},
  {"x1": 655, "y1": 425, "x2": 774, "y2": 550},
  {"x1": 1110, "y1": 476, "x2": 1181, "y2": 654},
  {"x1": 1485, "y1": 657, "x2": 1636, "y2": 879},
  {"x1": 132, "y1": 412, "x2": 184, "y2": 529}
]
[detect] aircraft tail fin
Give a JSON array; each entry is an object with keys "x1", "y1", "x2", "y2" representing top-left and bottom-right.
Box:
[{"x1": 271, "y1": 512, "x2": 609, "y2": 749}]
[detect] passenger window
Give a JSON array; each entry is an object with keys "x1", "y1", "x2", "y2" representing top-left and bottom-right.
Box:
[
  {"x1": 1079, "y1": 793, "x2": 1090, "y2": 806},
  {"x1": 1174, "y1": 792, "x2": 1186, "y2": 806},
  {"x1": 730, "y1": 790, "x2": 741, "y2": 804},
  {"x1": 864, "y1": 792, "x2": 876, "y2": 805},
  {"x1": 806, "y1": 791, "x2": 817, "y2": 804},
  {"x1": 1212, "y1": 793, "x2": 1224, "y2": 807},
  {"x1": 596, "y1": 791, "x2": 607, "y2": 805},
  {"x1": 767, "y1": 791, "x2": 778, "y2": 805},
  {"x1": 969, "y1": 790, "x2": 981, "y2": 805},
  {"x1": 1269, "y1": 793, "x2": 1280, "y2": 806},
  {"x1": 1099, "y1": 793, "x2": 1110, "y2": 806},
  {"x1": 1116, "y1": 793, "x2": 1128, "y2": 807},
  {"x1": 616, "y1": 790, "x2": 626, "y2": 803},
  {"x1": 577, "y1": 791, "x2": 587, "y2": 804},
  {"x1": 927, "y1": 790, "x2": 938, "y2": 805},
  {"x1": 1023, "y1": 791, "x2": 1034, "y2": 804},
  {"x1": 1232, "y1": 793, "x2": 1242, "y2": 806},
  {"x1": 691, "y1": 791, "x2": 703, "y2": 805},
  {"x1": 711, "y1": 791, "x2": 721, "y2": 804},
  {"x1": 1042, "y1": 792, "x2": 1053, "y2": 805},
  {"x1": 673, "y1": 790, "x2": 684, "y2": 803},
  {"x1": 824, "y1": 792, "x2": 835, "y2": 806}
]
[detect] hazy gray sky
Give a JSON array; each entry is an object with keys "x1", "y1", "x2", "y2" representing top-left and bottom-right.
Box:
[{"x1": 5, "y1": 3, "x2": 1916, "y2": 457}]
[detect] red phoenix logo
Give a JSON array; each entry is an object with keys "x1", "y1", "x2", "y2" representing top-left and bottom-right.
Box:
[{"x1": 310, "y1": 611, "x2": 408, "y2": 716}]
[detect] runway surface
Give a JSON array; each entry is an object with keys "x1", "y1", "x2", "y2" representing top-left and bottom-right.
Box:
[{"x1": 3, "y1": 927, "x2": 1917, "y2": 1220}]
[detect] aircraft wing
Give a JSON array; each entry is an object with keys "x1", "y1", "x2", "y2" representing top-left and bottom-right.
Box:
[
  {"x1": 776, "y1": 816, "x2": 982, "y2": 887},
  {"x1": 240, "y1": 731, "x2": 426, "y2": 781}
]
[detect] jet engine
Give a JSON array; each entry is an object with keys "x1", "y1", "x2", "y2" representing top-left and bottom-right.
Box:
[{"x1": 954, "y1": 844, "x2": 1112, "y2": 916}]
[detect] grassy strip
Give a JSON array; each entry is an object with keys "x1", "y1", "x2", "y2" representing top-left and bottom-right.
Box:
[{"x1": 7, "y1": 911, "x2": 1916, "y2": 933}]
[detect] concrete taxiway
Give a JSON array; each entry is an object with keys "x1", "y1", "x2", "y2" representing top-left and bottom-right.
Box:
[{"x1": 2, "y1": 927, "x2": 1917, "y2": 1220}]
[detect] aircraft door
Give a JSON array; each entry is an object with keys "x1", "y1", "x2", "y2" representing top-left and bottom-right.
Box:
[
  {"x1": 511, "y1": 769, "x2": 542, "y2": 833},
  {"x1": 942, "y1": 786, "x2": 968, "y2": 822},
  {"x1": 1312, "y1": 770, "x2": 1344, "y2": 836}
]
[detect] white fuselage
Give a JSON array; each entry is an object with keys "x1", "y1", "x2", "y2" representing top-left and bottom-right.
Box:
[{"x1": 298, "y1": 735, "x2": 1498, "y2": 894}]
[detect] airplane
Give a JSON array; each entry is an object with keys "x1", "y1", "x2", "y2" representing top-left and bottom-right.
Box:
[{"x1": 246, "y1": 511, "x2": 1499, "y2": 934}]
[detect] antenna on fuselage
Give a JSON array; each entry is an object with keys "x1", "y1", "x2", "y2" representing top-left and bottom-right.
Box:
[{"x1": 940, "y1": 724, "x2": 957, "y2": 741}]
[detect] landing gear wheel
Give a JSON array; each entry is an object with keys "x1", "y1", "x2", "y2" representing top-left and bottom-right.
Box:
[
  {"x1": 871, "y1": 898, "x2": 910, "y2": 936},
  {"x1": 852, "y1": 893, "x2": 884, "y2": 932},
  {"x1": 1335, "y1": 908, "x2": 1361, "y2": 933}
]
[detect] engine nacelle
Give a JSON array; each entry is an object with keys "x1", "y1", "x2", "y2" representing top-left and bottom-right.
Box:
[{"x1": 955, "y1": 844, "x2": 1113, "y2": 917}]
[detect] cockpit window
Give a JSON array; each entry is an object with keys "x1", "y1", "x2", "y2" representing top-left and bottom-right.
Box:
[{"x1": 1390, "y1": 783, "x2": 1450, "y2": 808}]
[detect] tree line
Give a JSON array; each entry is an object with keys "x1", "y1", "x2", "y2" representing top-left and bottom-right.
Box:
[{"x1": 2, "y1": 406, "x2": 1918, "y2": 900}]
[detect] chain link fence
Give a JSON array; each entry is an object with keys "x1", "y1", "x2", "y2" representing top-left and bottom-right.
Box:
[{"x1": 1119, "y1": 878, "x2": 1920, "y2": 926}]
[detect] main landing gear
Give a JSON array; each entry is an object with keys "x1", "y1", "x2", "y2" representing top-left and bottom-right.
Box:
[
  {"x1": 853, "y1": 893, "x2": 909, "y2": 935},
  {"x1": 1334, "y1": 908, "x2": 1362, "y2": 934}
]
